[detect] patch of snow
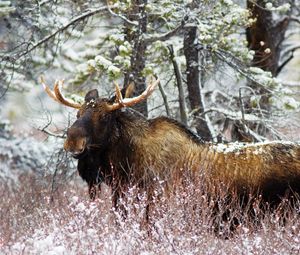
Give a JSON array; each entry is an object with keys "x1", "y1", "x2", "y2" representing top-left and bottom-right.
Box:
[{"x1": 212, "y1": 140, "x2": 299, "y2": 154}]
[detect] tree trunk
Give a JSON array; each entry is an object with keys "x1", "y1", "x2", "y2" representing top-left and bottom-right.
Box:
[
  {"x1": 184, "y1": 26, "x2": 212, "y2": 141},
  {"x1": 124, "y1": 0, "x2": 148, "y2": 116},
  {"x1": 246, "y1": 0, "x2": 290, "y2": 113},
  {"x1": 247, "y1": 0, "x2": 290, "y2": 76}
]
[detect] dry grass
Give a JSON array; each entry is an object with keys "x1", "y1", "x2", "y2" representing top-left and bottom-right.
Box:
[{"x1": 1, "y1": 173, "x2": 300, "y2": 255}]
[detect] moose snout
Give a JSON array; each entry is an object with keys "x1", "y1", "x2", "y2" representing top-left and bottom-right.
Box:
[{"x1": 64, "y1": 136, "x2": 87, "y2": 158}]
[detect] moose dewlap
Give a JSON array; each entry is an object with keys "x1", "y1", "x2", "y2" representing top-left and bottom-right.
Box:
[{"x1": 42, "y1": 77, "x2": 300, "y2": 209}]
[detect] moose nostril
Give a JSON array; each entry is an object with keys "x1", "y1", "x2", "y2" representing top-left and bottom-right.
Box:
[
  {"x1": 71, "y1": 147, "x2": 87, "y2": 159},
  {"x1": 63, "y1": 135, "x2": 87, "y2": 157},
  {"x1": 73, "y1": 138, "x2": 87, "y2": 155},
  {"x1": 78, "y1": 147, "x2": 85, "y2": 154}
]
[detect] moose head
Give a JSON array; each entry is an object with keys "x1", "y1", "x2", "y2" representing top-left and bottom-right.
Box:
[{"x1": 41, "y1": 77, "x2": 159, "y2": 160}]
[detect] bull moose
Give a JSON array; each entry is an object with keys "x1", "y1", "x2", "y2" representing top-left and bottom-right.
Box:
[{"x1": 42, "y1": 77, "x2": 300, "y2": 212}]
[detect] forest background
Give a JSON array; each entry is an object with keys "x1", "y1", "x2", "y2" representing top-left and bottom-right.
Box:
[{"x1": 1, "y1": 0, "x2": 300, "y2": 253}]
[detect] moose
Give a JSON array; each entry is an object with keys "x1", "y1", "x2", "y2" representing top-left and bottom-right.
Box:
[{"x1": 42, "y1": 77, "x2": 300, "y2": 213}]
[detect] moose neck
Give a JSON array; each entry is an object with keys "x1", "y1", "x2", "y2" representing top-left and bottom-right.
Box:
[{"x1": 107, "y1": 108, "x2": 149, "y2": 157}]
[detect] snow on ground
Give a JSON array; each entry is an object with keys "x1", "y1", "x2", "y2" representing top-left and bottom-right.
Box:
[{"x1": 1, "y1": 177, "x2": 300, "y2": 255}]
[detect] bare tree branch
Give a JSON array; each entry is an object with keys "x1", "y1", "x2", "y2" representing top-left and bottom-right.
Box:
[
  {"x1": 239, "y1": 86, "x2": 266, "y2": 119},
  {"x1": 279, "y1": 80, "x2": 300, "y2": 87},
  {"x1": 2, "y1": 6, "x2": 110, "y2": 62},
  {"x1": 0, "y1": 61, "x2": 14, "y2": 100},
  {"x1": 38, "y1": 127, "x2": 66, "y2": 139},
  {"x1": 143, "y1": 18, "x2": 187, "y2": 45},
  {"x1": 239, "y1": 88, "x2": 246, "y2": 123},
  {"x1": 290, "y1": 15, "x2": 300, "y2": 24},
  {"x1": 214, "y1": 48, "x2": 274, "y2": 93},
  {"x1": 38, "y1": 0, "x2": 53, "y2": 6},
  {"x1": 37, "y1": 108, "x2": 66, "y2": 139},
  {"x1": 168, "y1": 45, "x2": 188, "y2": 125},
  {"x1": 157, "y1": 80, "x2": 171, "y2": 117},
  {"x1": 277, "y1": 44, "x2": 300, "y2": 74},
  {"x1": 242, "y1": 125, "x2": 266, "y2": 142},
  {"x1": 200, "y1": 107, "x2": 263, "y2": 122},
  {"x1": 247, "y1": 0, "x2": 270, "y2": 11}
]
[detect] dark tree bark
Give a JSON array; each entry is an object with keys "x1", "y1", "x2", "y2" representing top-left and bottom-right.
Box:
[
  {"x1": 247, "y1": 1, "x2": 291, "y2": 76},
  {"x1": 184, "y1": 26, "x2": 212, "y2": 141},
  {"x1": 246, "y1": 0, "x2": 291, "y2": 113},
  {"x1": 124, "y1": 0, "x2": 148, "y2": 116}
]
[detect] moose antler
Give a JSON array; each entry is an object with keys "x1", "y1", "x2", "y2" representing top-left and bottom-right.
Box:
[
  {"x1": 41, "y1": 76, "x2": 82, "y2": 109},
  {"x1": 107, "y1": 77, "x2": 160, "y2": 112}
]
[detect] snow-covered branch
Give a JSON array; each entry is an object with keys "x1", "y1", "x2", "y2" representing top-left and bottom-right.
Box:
[
  {"x1": 2, "y1": 6, "x2": 110, "y2": 62},
  {"x1": 214, "y1": 48, "x2": 274, "y2": 93},
  {"x1": 200, "y1": 107, "x2": 263, "y2": 122},
  {"x1": 290, "y1": 15, "x2": 300, "y2": 24},
  {"x1": 106, "y1": 1, "x2": 138, "y2": 26},
  {"x1": 143, "y1": 20, "x2": 186, "y2": 45},
  {"x1": 279, "y1": 80, "x2": 300, "y2": 87},
  {"x1": 278, "y1": 44, "x2": 300, "y2": 74}
]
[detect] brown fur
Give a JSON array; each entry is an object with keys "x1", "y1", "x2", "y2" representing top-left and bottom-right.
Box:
[{"x1": 64, "y1": 88, "x2": 300, "y2": 211}]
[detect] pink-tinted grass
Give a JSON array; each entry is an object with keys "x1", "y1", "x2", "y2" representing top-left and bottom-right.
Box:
[{"x1": 1, "y1": 173, "x2": 300, "y2": 255}]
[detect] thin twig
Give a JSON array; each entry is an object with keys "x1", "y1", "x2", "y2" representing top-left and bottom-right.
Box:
[
  {"x1": 38, "y1": 109, "x2": 66, "y2": 138},
  {"x1": 0, "y1": 62, "x2": 14, "y2": 100},
  {"x1": 239, "y1": 86, "x2": 265, "y2": 120},
  {"x1": 39, "y1": 127, "x2": 66, "y2": 139}
]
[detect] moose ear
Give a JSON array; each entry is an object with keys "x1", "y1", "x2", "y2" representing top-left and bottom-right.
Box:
[
  {"x1": 124, "y1": 82, "x2": 135, "y2": 98},
  {"x1": 85, "y1": 89, "x2": 99, "y2": 102},
  {"x1": 108, "y1": 82, "x2": 135, "y2": 103}
]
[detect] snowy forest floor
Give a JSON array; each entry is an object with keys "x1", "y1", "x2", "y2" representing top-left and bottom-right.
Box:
[{"x1": 1, "y1": 172, "x2": 300, "y2": 255}]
